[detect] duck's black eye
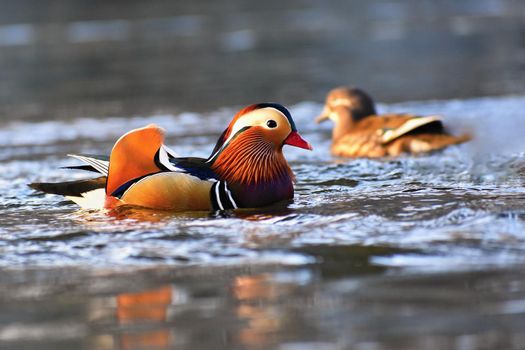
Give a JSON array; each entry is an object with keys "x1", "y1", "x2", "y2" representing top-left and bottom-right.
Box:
[{"x1": 266, "y1": 120, "x2": 277, "y2": 128}]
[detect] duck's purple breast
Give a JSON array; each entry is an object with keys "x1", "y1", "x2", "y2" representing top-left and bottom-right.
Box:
[{"x1": 232, "y1": 176, "x2": 294, "y2": 208}]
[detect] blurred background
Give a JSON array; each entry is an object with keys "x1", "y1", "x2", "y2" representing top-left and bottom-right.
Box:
[
  {"x1": 3, "y1": 2, "x2": 525, "y2": 349},
  {"x1": 0, "y1": 0, "x2": 524, "y2": 120}
]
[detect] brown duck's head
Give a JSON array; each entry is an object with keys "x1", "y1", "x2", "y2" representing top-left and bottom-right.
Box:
[{"x1": 315, "y1": 86, "x2": 377, "y2": 124}]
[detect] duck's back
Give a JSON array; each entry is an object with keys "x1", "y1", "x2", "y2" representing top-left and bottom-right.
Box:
[{"x1": 332, "y1": 114, "x2": 469, "y2": 157}]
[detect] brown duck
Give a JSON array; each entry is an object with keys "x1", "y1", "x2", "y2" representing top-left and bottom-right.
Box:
[{"x1": 316, "y1": 87, "x2": 471, "y2": 158}]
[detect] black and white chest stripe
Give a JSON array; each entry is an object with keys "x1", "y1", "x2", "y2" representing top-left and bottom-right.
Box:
[{"x1": 210, "y1": 181, "x2": 238, "y2": 211}]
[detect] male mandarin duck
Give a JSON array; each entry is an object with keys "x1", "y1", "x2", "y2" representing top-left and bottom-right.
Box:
[
  {"x1": 30, "y1": 103, "x2": 312, "y2": 211},
  {"x1": 316, "y1": 87, "x2": 471, "y2": 158}
]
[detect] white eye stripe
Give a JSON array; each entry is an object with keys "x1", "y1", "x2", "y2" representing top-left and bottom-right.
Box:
[
  {"x1": 207, "y1": 107, "x2": 290, "y2": 163},
  {"x1": 229, "y1": 108, "x2": 289, "y2": 138}
]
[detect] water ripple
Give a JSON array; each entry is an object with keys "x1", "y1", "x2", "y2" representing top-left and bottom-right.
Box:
[{"x1": 1, "y1": 96, "x2": 525, "y2": 271}]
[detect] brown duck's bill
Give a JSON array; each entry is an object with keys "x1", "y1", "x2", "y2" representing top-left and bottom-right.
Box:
[
  {"x1": 284, "y1": 131, "x2": 313, "y2": 150},
  {"x1": 315, "y1": 106, "x2": 330, "y2": 123}
]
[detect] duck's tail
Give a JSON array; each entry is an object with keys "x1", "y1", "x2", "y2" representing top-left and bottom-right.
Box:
[
  {"x1": 451, "y1": 133, "x2": 472, "y2": 145},
  {"x1": 29, "y1": 124, "x2": 178, "y2": 209},
  {"x1": 29, "y1": 176, "x2": 107, "y2": 209},
  {"x1": 29, "y1": 153, "x2": 109, "y2": 209}
]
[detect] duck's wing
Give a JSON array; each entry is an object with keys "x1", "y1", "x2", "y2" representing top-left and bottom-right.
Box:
[
  {"x1": 62, "y1": 136, "x2": 179, "y2": 177},
  {"x1": 377, "y1": 115, "x2": 444, "y2": 144},
  {"x1": 334, "y1": 114, "x2": 470, "y2": 158},
  {"x1": 103, "y1": 124, "x2": 224, "y2": 210},
  {"x1": 168, "y1": 157, "x2": 218, "y2": 181},
  {"x1": 64, "y1": 154, "x2": 110, "y2": 175},
  {"x1": 109, "y1": 156, "x2": 220, "y2": 211},
  {"x1": 391, "y1": 133, "x2": 472, "y2": 155},
  {"x1": 106, "y1": 124, "x2": 174, "y2": 195}
]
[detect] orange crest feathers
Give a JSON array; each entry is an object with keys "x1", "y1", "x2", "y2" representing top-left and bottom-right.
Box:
[{"x1": 210, "y1": 104, "x2": 260, "y2": 156}]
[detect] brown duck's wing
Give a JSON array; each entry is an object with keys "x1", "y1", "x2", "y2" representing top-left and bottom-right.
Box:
[
  {"x1": 332, "y1": 131, "x2": 470, "y2": 158},
  {"x1": 386, "y1": 133, "x2": 471, "y2": 156},
  {"x1": 330, "y1": 115, "x2": 418, "y2": 157},
  {"x1": 371, "y1": 114, "x2": 445, "y2": 144},
  {"x1": 332, "y1": 114, "x2": 469, "y2": 158},
  {"x1": 120, "y1": 172, "x2": 213, "y2": 211},
  {"x1": 331, "y1": 132, "x2": 387, "y2": 157}
]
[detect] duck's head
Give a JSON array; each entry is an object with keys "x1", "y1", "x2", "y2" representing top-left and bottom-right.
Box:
[
  {"x1": 208, "y1": 103, "x2": 311, "y2": 184},
  {"x1": 209, "y1": 103, "x2": 312, "y2": 158},
  {"x1": 315, "y1": 86, "x2": 377, "y2": 124}
]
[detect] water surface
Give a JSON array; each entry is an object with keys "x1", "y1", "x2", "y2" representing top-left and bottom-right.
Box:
[{"x1": 2, "y1": 96, "x2": 525, "y2": 349}]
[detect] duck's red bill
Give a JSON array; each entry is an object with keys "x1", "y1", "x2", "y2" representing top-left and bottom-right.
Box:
[{"x1": 284, "y1": 131, "x2": 313, "y2": 150}]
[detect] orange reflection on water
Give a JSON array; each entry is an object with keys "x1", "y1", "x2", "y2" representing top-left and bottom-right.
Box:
[
  {"x1": 116, "y1": 285, "x2": 173, "y2": 349},
  {"x1": 234, "y1": 274, "x2": 279, "y2": 301},
  {"x1": 233, "y1": 274, "x2": 282, "y2": 347}
]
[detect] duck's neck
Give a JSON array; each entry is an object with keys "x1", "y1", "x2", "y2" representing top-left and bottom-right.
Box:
[
  {"x1": 332, "y1": 108, "x2": 356, "y2": 142},
  {"x1": 211, "y1": 132, "x2": 294, "y2": 187}
]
